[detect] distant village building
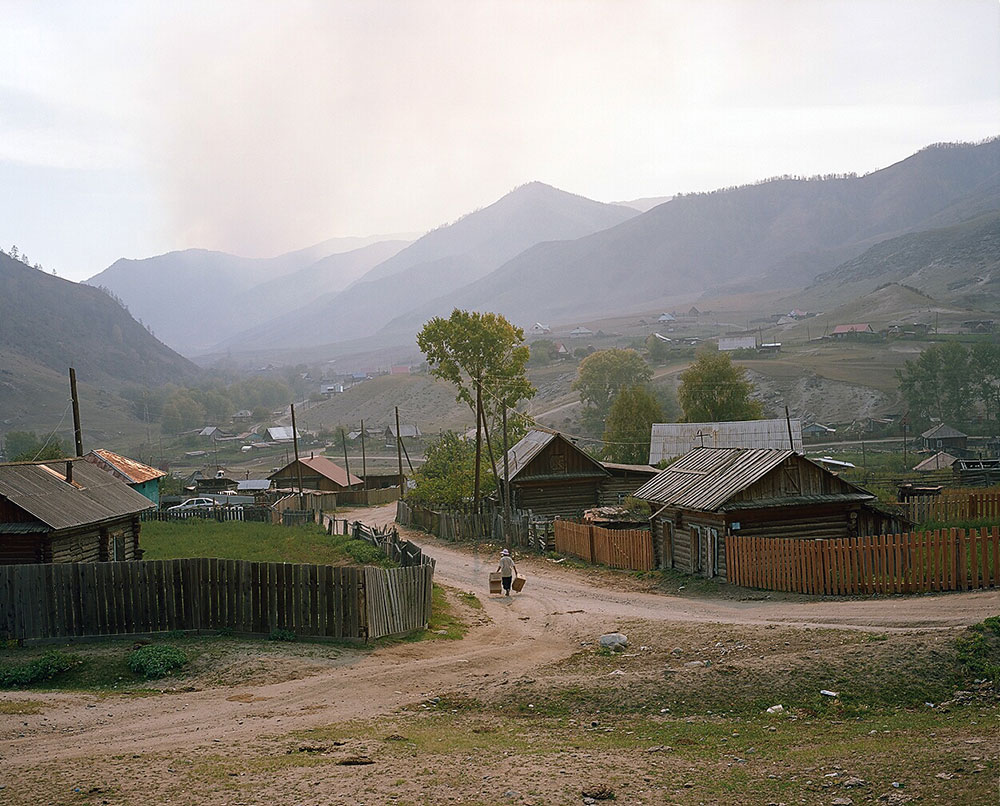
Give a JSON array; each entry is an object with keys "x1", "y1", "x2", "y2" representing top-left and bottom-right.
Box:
[
  {"x1": 913, "y1": 452, "x2": 959, "y2": 472},
  {"x1": 921, "y1": 424, "x2": 967, "y2": 454},
  {"x1": 266, "y1": 426, "x2": 302, "y2": 442},
  {"x1": 0, "y1": 459, "x2": 152, "y2": 564},
  {"x1": 570, "y1": 326, "x2": 593, "y2": 338},
  {"x1": 529, "y1": 323, "x2": 551, "y2": 335},
  {"x1": 718, "y1": 336, "x2": 758, "y2": 351},
  {"x1": 231, "y1": 410, "x2": 253, "y2": 423},
  {"x1": 648, "y1": 419, "x2": 803, "y2": 464},
  {"x1": 802, "y1": 423, "x2": 836, "y2": 439},
  {"x1": 657, "y1": 312, "x2": 676, "y2": 323},
  {"x1": 385, "y1": 424, "x2": 422, "y2": 442},
  {"x1": 83, "y1": 448, "x2": 166, "y2": 506},
  {"x1": 268, "y1": 455, "x2": 363, "y2": 493},
  {"x1": 390, "y1": 366, "x2": 411, "y2": 375},
  {"x1": 831, "y1": 323, "x2": 875, "y2": 338}
]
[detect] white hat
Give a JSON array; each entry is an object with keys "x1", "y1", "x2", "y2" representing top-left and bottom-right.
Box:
[{"x1": 501, "y1": 549, "x2": 510, "y2": 555}]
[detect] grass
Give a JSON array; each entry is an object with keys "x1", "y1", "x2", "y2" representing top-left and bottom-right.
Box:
[{"x1": 141, "y1": 519, "x2": 393, "y2": 566}]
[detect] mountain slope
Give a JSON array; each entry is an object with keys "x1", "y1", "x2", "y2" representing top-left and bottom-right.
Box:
[
  {"x1": 87, "y1": 235, "x2": 410, "y2": 354},
  {"x1": 218, "y1": 182, "x2": 638, "y2": 350},
  {"x1": 395, "y1": 139, "x2": 1000, "y2": 329}
]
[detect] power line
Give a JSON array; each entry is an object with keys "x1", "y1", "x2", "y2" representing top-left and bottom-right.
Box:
[{"x1": 31, "y1": 399, "x2": 73, "y2": 461}]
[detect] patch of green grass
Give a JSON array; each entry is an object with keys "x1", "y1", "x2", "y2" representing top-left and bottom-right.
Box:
[
  {"x1": 141, "y1": 520, "x2": 394, "y2": 567},
  {"x1": 0, "y1": 699, "x2": 45, "y2": 714},
  {"x1": 0, "y1": 649, "x2": 81, "y2": 688},
  {"x1": 127, "y1": 644, "x2": 188, "y2": 679},
  {"x1": 956, "y1": 616, "x2": 1000, "y2": 684},
  {"x1": 457, "y1": 591, "x2": 483, "y2": 610}
]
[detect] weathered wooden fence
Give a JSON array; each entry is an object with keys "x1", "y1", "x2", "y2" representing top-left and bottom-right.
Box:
[
  {"x1": 900, "y1": 490, "x2": 1000, "y2": 525},
  {"x1": 725, "y1": 527, "x2": 1000, "y2": 595},
  {"x1": 396, "y1": 499, "x2": 551, "y2": 551},
  {"x1": 554, "y1": 520, "x2": 655, "y2": 571},
  {"x1": 338, "y1": 487, "x2": 401, "y2": 507},
  {"x1": 141, "y1": 506, "x2": 272, "y2": 523}
]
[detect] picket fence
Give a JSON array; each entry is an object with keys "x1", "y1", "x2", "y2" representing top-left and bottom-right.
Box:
[
  {"x1": 140, "y1": 506, "x2": 272, "y2": 523},
  {"x1": 725, "y1": 527, "x2": 1000, "y2": 596},
  {"x1": 901, "y1": 490, "x2": 1000, "y2": 525},
  {"x1": 554, "y1": 520, "x2": 655, "y2": 572},
  {"x1": 395, "y1": 499, "x2": 552, "y2": 552}
]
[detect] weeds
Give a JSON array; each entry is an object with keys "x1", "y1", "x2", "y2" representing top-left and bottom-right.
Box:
[
  {"x1": 127, "y1": 644, "x2": 188, "y2": 679},
  {"x1": 0, "y1": 650, "x2": 80, "y2": 688}
]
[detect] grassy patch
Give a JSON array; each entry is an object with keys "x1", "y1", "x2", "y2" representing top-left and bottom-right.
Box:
[
  {"x1": 127, "y1": 644, "x2": 188, "y2": 679},
  {"x1": 0, "y1": 649, "x2": 81, "y2": 688},
  {"x1": 0, "y1": 699, "x2": 45, "y2": 714},
  {"x1": 457, "y1": 591, "x2": 483, "y2": 610},
  {"x1": 141, "y1": 519, "x2": 393, "y2": 566}
]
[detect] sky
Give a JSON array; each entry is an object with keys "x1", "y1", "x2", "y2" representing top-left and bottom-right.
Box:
[{"x1": 2, "y1": 0, "x2": 998, "y2": 282}]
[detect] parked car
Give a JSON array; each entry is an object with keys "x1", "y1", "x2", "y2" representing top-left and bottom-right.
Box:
[{"x1": 166, "y1": 497, "x2": 216, "y2": 513}]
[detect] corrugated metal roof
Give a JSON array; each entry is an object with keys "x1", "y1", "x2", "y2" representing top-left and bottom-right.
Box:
[
  {"x1": 0, "y1": 460, "x2": 154, "y2": 531},
  {"x1": 633, "y1": 448, "x2": 799, "y2": 510},
  {"x1": 503, "y1": 429, "x2": 607, "y2": 482},
  {"x1": 649, "y1": 419, "x2": 802, "y2": 464},
  {"x1": 237, "y1": 479, "x2": 272, "y2": 491},
  {"x1": 600, "y1": 462, "x2": 659, "y2": 475},
  {"x1": 268, "y1": 456, "x2": 362, "y2": 487},
  {"x1": 85, "y1": 449, "x2": 166, "y2": 485},
  {"x1": 722, "y1": 492, "x2": 874, "y2": 511},
  {"x1": 920, "y1": 423, "x2": 966, "y2": 440}
]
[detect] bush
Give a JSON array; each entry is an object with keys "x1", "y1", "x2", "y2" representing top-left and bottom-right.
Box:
[
  {"x1": 343, "y1": 538, "x2": 387, "y2": 565},
  {"x1": 268, "y1": 629, "x2": 297, "y2": 642},
  {"x1": 0, "y1": 650, "x2": 80, "y2": 688},
  {"x1": 127, "y1": 644, "x2": 187, "y2": 679}
]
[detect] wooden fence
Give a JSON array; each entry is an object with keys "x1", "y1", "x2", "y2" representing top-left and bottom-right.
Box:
[
  {"x1": 141, "y1": 506, "x2": 272, "y2": 523},
  {"x1": 900, "y1": 490, "x2": 1000, "y2": 525},
  {"x1": 554, "y1": 520, "x2": 655, "y2": 571},
  {"x1": 395, "y1": 499, "x2": 552, "y2": 552},
  {"x1": 724, "y1": 527, "x2": 1000, "y2": 595},
  {"x1": 338, "y1": 487, "x2": 401, "y2": 507}
]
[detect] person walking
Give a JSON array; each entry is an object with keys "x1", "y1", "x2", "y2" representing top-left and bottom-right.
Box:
[{"x1": 497, "y1": 548, "x2": 517, "y2": 596}]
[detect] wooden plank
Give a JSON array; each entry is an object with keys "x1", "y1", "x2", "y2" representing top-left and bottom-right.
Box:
[
  {"x1": 979, "y1": 527, "x2": 990, "y2": 590},
  {"x1": 992, "y1": 526, "x2": 1000, "y2": 588},
  {"x1": 957, "y1": 529, "x2": 968, "y2": 591},
  {"x1": 970, "y1": 528, "x2": 980, "y2": 590}
]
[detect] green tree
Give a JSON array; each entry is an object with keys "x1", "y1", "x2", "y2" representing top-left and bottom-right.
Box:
[
  {"x1": 528, "y1": 339, "x2": 558, "y2": 365},
  {"x1": 4, "y1": 430, "x2": 66, "y2": 461},
  {"x1": 161, "y1": 390, "x2": 206, "y2": 434},
  {"x1": 573, "y1": 349, "x2": 652, "y2": 432},
  {"x1": 972, "y1": 343, "x2": 1000, "y2": 424},
  {"x1": 602, "y1": 386, "x2": 663, "y2": 464},
  {"x1": 897, "y1": 342, "x2": 973, "y2": 424},
  {"x1": 645, "y1": 333, "x2": 672, "y2": 364},
  {"x1": 417, "y1": 310, "x2": 535, "y2": 506},
  {"x1": 408, "y1": 431, "x2": 493, "y2": 507},
  {"x1": 677, "y1": 349, "x2": 763, "y2": 422}
]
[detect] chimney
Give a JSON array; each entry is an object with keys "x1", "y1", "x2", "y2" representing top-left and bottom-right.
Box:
[
  {"x1": 310, "y1": 451, "x2": 314, "y2": 459},
  {"x1": 65, "y1": 460, "x2": 73, "y2": 484}
]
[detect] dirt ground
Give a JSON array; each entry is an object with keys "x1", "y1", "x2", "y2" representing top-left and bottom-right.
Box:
[{"x1": 1, "y1": 503, "x2": 998, "y2": 805}]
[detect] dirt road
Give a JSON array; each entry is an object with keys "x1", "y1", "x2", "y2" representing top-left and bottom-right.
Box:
[{"x1": 2, "y1": 503, "x2": 998, "y2": 793}]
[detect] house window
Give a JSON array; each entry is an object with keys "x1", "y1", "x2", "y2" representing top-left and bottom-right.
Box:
[{"x1": 549, "y1": 453, "x2": 566, "y2": 472}]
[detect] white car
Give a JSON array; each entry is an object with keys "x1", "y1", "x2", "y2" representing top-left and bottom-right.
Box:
[{"x1": 166, "y1": 497, "x2": 216, "y2": 513}]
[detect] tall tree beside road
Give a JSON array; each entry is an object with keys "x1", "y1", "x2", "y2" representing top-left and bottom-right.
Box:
[
  {"x1": 898, "y1": 342, "x2": 976, "y2": 424},
  {"x1": 677, "y1": 349, "x2": 763, "y2": 423},
  {"x1": 417, "y1": 309, "x2": 535, "y2": 507},
  {"x1": 573, "y1": 349, "x2": 652, "y2": 432},
  {"x1": 602, "y1": 386, "x2": 663, "y2": 464}
]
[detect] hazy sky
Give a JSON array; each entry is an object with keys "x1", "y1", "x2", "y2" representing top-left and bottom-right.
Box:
[{"x1": 2, "y1": 0, "x2": 998, "y2": 281}]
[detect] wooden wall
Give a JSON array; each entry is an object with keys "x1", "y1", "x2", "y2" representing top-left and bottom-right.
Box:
[{"x1": 514, "y1": 480, "x2": 601, "y2": 519}]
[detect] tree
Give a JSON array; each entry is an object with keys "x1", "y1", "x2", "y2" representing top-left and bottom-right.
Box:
[
  {"x1": 897, "y1": 342, "x2": 973, "y2": 424},
  {"x1": 4, "y1": 430, "x2": 66, "y2": 462},
  {"x1": 408, "y1": 431, "x2": 493, "y2": 507},
  {"x1": 417, "y1": 310, "x2": 535, "y2": 506},
  {"x1": 677, "y1": 349, "x2": 763, "y2": 422},
  {"x1": 602, "y1": 386, "x2": 663, "y2": 464},
  {"x1": 573, "y1": 349, "x2": 652, "y2": 432}
]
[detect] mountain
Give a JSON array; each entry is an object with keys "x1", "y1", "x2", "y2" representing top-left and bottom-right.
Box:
[
  {"x1": 217, "y1": 182, "x2": 639, "y2": 351},
  {"x1": 798, "y1": 211, "x2": 1000, "y2": 311},
  {"x1": 0, "y1": 252, "x2": 198, "y2": 438},
  {"x1": 389, "y1": 139, "x2": 1000, "y2": 330},
  {"x1": 87, "y1": 235, "x2": 411, "y2": 354}
]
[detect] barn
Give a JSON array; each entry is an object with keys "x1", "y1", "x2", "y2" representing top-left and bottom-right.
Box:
[
  {"x1": 501, "y1": 429, "x2": 609, "y2": 519},
  {"x1": 633, "y1": 447, "x2": 906, "y2": 579},
  {"x1": 0, "y1": 459, "x2": 153, "y2": 564}
]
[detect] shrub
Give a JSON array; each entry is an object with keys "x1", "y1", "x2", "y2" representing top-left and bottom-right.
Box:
[
  {"x1": 268, "y1": 628, "x2": 297, "y2": 642},
  {"x1": 127, "y1": 644, "x2": 187, "y2": 679},
  {"x1": 0, "y1": 650, "x2": 79, "y2": 688}
]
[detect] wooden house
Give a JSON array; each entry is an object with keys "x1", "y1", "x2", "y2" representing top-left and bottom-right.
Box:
[
  {"x1": 500, "y1": 430, "x2": 609, "y2": 518},
  {"x1": 920, "y1": 423, "x2": 967, "y2": 454},
  {"x1": 599, "y1": 462, "x2": 659, "y2": 506},
  {"x1": 0, "y1": 459, "x2": 153, "y2": 564},
  {"x1": 83, "y1": 448, "x2": 166, "y2": 506},
  {"x1": 633, "y1": 448, "x2": 905, "y2": 580},
  {"x1": 268, "y1": 455, "x2": 363, "y2": 493}
]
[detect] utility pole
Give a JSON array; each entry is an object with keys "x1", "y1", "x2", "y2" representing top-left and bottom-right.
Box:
[
  {"x1": 473, "y1": 379, "x2": 483, "y2": 510},
  {"x1": 784, "y1": 405, "x2": 795, "y2": 451},
  {"x1": 341, "y1": 427, "x2": 351, "y2": 482},
  {"x1": 502, "y1": 404, "x2": 512, "y2": 546},
  {"x1": 290, "y1": 403, "x2": 305, "y2": 509},
  {"x1": 69, "y1": 367, "x2": 83, "y2": 457},
  {"x1": 395, "y1": 406, "x2": 404, "y2": 496},
  {"x1": 360, "y1": 419, "x2": 367, "y2": 489}
]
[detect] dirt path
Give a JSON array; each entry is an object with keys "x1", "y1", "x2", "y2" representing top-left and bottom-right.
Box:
[{"x1": 2, "y1": 503, "x2": 998, "y2": 776}]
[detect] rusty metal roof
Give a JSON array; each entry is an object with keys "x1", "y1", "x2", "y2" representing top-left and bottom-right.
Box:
[
  {"x1": 633, "y1": 447, "x2": 800, "y2": 511},
  {"x1": 0, "y1": 459, "x2": 154, "y2": 532},
  {"x1": 85, "y1": 448, "x2": 166, "y2": 485},
  {"x1": 268, "y1": 456, "x2": 363, "y2": 487}
]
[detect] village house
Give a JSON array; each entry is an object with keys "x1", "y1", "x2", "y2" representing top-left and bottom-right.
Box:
[
  {"x1": 384, "y1": 424, "x2": 422, "y2": 443},
  {"x1": 0, "y1": 459, "x2": 153, "y2": 564},
  {"x1": 802, "y1": 423, "x2": 836, "y2": 439},
  {"x1": 921, "y1": 423, "x2": 968, "y2": 454},
  {"x1": 599, "y1": 462, "x2": 660, "y2": 505},
  {"x1": 831, "y1": 323, "x2": 875, "y2": 338},
  {"x1": 718, "y1": 336, "x2": 758, "y2": 351},
  {"x1": 268, "y1": 454, "x2": 363, "y2": 493},
  {"x1": 82, "y1": 448, "x2": 166, "y2": 506},
  {"x1": 633, "y1": 447, "x2": 906, "y2": 579},
  {"x1": 570, "y1": 326, "x2": 593, "y2": 338}
]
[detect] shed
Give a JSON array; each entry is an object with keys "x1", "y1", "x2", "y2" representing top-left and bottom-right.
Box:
[
  {"x1": 920, "y1": 423, "x2": 967, "y2": 453},
  {"x1": 599, "y1": 462, "x2": 660, "y2": 506},
  {"x1": 912, "y1": 451, "x2": 958, "y2": 472},
  {"x1": 500, "y1": 429, "x2": 608, "y2": 518},
  {"x1": 633, "y1": 448, "x2": 904, "y2": 579},
  {"x1": 649, "y1": 418, "x2": 803, "y2": 464},
  {"x1": 268, "y1": 455, "x2": 363, "y2": 492},
  {"x1": 831, "y1": 323, "x2": 875, "y2": 338},
  {"x1": 266, "y1": 426, "x2": 302, "y2": 442},
  {"x1": 83, "y1": 448, "x2": 166, "y2": 505},
  {"x1": 384, "y1": 424, "x2": 422, "y2": 441},
  {"x1": 0, "y1": 459, "x2": 153, "y2": 564}
]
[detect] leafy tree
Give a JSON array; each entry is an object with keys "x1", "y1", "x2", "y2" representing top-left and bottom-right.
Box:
[
  {"x1": 4, "y1": 430, "x2": 66, "y2": 462},
  {"x1": 408, "y1": 431, "x2": 493, "y2": 507},
  {"x1": 645, "y1": 333, "x2": 672, "y2": 364},
  {"x1": 573, "y1": 349, "x2": 652, "y2": 432},
  {"x1": 897, "y1": 342, "x2": 974, "y2": 424},
  {"x1": 972, "y1": 343, "x2": 1000, "y2": 424},
  {"x1": 677, "y1": 349, "x2": 763, "y2": 422},
  {"x1": 417, "y1": 310, "x2": 535, "y2": 506},
  {"x1": 528, "y1": 339, "x2": 559, "y2": 365},
  {"x1": 602, "y1": 386, "x2": 663, "y2": 464},
  {"x1": 161, "y1": 391, "x2": 206, "y2": 434}
]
